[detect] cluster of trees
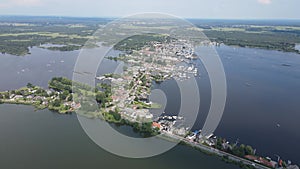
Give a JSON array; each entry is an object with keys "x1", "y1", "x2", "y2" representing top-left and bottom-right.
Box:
[
  {"x1": 215, "y1": 137, "x2": 255, "y2": 158},
  {"x1": 50, "y1": 99, "x2": 61, "y2": 107},
  {"x1": 59, "y1": 90, "x2": 72, "y2": 101},
  {"x1": 0, "y1": 92, "x2": 9, "y2": 100},
  {"x1": 118, "y1": 119, "x2": 159, "y2": 137},
  {"x1": 26, "y1": 83, "x2": 35, "y2": 88},
  {"x1": 230, "y1": 144, "x2": 255, "y2": 157},
  {"x1": 105, "y1": 56, "x2": 118, "y2": 61},
  {"x1": 114, "y1": 34, "x2": 172, "y2": 52},
  {"x1": 133, "y1": 122, "x2": 160, "y2": 137},
  {"x1": 47, "y1": 45, "x2": 82, "y2": 52},
  {"x1": 96, "y1": 83, "x2": 112, "y2": 107},
  {"x1": 204, "y1": 30, "x2": 300, "y2": 53},
  {"x1": 96, "y1": 91, "x2": 110, "y2": 108},
  {"x1": 48, "y1": 77, "x2": 72, "y2": 92},
  {"x1": 151, "y1": 74, "x2": 164, "y2": 83},
  {"x1": 48, "y1": 77, "x2": 113, "y2": 111},
  {"x1": 34, "y1": 88, "x2": 48, "y2": 97},
  {"x1": 108, "y1": 110, "x2": 121, "y2": 121},
  {"x1": 47, "y1": 77, "x2": 75, "y2": 108}
]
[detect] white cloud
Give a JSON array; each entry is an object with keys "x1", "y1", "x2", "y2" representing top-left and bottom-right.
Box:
[{"x1": 257, "y1": 0, "x2": 272, "y2": 5}]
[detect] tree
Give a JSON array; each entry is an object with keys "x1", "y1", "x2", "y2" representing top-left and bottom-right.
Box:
[
  {"x1": 245, "y1": 145, "x2": 254, "y2": 155},
  {"x1": 67, "y1": 94, "x2": 73, "y2": 101},
  {"x1": 232, "y1": 144, "x2": 246, "y2": 157},
  {"x1": 3, "y1": 92, "x2": 9, "y2": 99},
  {"x1": 240, "y1": 146, "x2": 246, "y2": 157},
  {"x1": 141, "y1": 122, "x2": 153, "y2": 133},
  {"x1": 52, "y1": 99, "x2": 61, "y2": 107},
  {"x1": 59, "y1": 90, "x2": 69, "y2": 100},
  {"x1": 216, "y1": 138, "x2": 223, "y2": 150},
  {"x1": 96, "y1": 92, "x2": 106, "y2": 104},
  {"x1": 35, "y1": 88, "x2": 47, "y2": 96},
  {"x1": 27, "y1": 83, "x2": 34, "y2": 88},
  {"x1": 10, "y1": 90, "x2": 15, "y2": 95},
  {"x1": 15, "y1": 90, "x2": 22, "y2": 95},
  {"x1": 109, "y1": 110, "x2": 121, "y2": 121}
]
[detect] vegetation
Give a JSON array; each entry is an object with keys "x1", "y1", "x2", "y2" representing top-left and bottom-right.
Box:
[
  {"x1": 203, "y1": 26, "x2": 300, "y2": 53},
  {"x1": 0, "y1": 16, "x2": 102, "y2": 55},
  {"x1": 102, "y1": 109, "x2": 122, "y2": 123},
  {"x1": 230, "y1": 144, "x2": 254, "y2": 157},
  {"x1": 105, "y1": 56, "x2": 118, "y2": 61},
  {"x1": 114, "y1": 34, "x2": 172, "y2": 52},
  {"x1": 119, "y1": 119, "x2": 160, "y2": 137},
  {"x1": 2, "y1": 17, "x2": 300, "y2": 56},
  {"x1": 151, "y1": 74, "x2": 165, "y2": 83},
  {"x1": 215, "y1": 137, "x2": 255, "y2": 158},
  {"x1": 221, "y1": 156, "x2": 256, "y2": 169},
  {"x1": 48, "y1": 77, "x2": 73, "y2": 92},
  {"x1": 103, "y1": 73, "x2": 122, "y2": 79}
]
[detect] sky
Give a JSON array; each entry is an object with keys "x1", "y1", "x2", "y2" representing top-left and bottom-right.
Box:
[{"x1": 0, "y1": 0, "x2": 299, "y2": 19}]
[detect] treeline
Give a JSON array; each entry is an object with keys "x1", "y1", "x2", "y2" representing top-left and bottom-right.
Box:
[
  {"x1": 204, "y1": 30, "x2": 300, "y2": 53},
  {"x1": 0, "y1": 23, "x2": 97, "y2": 55},
  {"x1": 47, "y1": 45, "x2": 82, "y2": 52},
  {"x1": 118, "y1": 119, "x2": 160, "y2": 137},
  {"x1": 48, "y1": 77, "x2": 73, "y2": 92},
  {"x1": 215, "y1": 137, "x2": 255, "y2": 158}
]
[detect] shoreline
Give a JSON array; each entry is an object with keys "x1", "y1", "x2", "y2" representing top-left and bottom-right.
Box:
[{"x1": 0, "y1": 101, "x2": 294, "y2": 169}]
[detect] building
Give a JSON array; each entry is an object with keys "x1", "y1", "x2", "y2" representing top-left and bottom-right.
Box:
[
  {"x1": 152, "y1": 122, "x2": 161, "y2": 129},
  {"x1": 245, "y1": 155, "x2": 276, "y2": 168}
]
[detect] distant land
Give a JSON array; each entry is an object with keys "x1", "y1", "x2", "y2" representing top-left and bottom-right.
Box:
[{"x1": 1, "y1": 16, "x2": 300, "y2": 55}]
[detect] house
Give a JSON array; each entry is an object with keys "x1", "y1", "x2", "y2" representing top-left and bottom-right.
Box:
[
  {"x1": 9, "y1": 94, "x2": 15, "y2": 99},
  {"x1": 42, "y1": 101, "x2": 49, "y2": 105},
  {"x1": 71, "y1": 102, "x2": 81, "y2": 109},
  {"x1": 14, "y1": 95, "x2": 23, "y2": 99},
  {"x1": 26, "y1": 95, "x2": 34, "y2": 99},
  {"x1": 152, "y1": 122, "x2": 161, "y2": 129},
  {"x1": 245, "y1": 155, "x2": 276, "y2": 168}
]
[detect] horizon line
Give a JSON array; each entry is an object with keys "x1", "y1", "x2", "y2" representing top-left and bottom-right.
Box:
[{"x1": 1, "y1": 14, "x2": 300, "y2": 21}]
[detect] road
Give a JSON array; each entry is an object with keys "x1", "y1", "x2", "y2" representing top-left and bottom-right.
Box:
[{"x1": 160, "y1": 131, "x2": 271, "y2": 169}]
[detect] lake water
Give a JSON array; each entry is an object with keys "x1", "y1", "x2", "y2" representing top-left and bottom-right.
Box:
[
  {"x1": 0, "y1": 104, "x2": 240, "y2": 169},
  {"x1": 157, "y1": 45, "x2": 300, "y2": 164},
  {"x1": 0, "y1": 45, "x2": 299, "y2": 166}
]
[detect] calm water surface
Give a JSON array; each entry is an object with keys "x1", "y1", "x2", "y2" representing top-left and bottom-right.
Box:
[
  {"x1": 0, "y1": 45, "x2": 299, "y2": 166},
  {"x1": 0, "y1": 104, "x2": 240, "y2": 169},
  {"x1": 158, "y1": 45, "x2": 300, "y2": 164}
]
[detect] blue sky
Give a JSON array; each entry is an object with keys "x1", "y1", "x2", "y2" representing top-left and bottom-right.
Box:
[{"x1": 0, "y1": 0, "x2": 299, "y2": 19}]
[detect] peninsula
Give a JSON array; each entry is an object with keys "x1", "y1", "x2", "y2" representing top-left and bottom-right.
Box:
[{"x1": 0, "y1": 34, "x2": 298, "y2": 169}]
